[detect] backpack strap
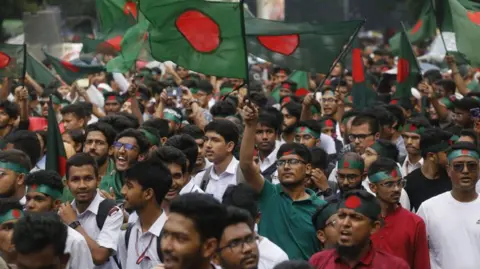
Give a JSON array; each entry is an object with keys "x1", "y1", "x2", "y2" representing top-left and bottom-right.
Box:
[
  {"x1": 200, "y1": 166, "x2": 213, "y2": 191},
  {"x1": 261, "y1": 162, "x2": 277, "y2": 182},
  {"x1": 96, "y1": 199, "x2": 117, "y2": 230},
  {"x1": 124, "y1": 223, "x2": 134, "y2": 250}
]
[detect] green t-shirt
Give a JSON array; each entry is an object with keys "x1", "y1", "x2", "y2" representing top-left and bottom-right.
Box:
[{"x1": 257, "y1": 180, "x2": 326, "y2": 260}]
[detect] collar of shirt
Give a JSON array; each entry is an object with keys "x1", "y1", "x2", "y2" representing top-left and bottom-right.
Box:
[
  {"x1": 333, "y1": 244, "x2": 375, "y2": 266},
  {"x1": 134, "y1": 212, "x2": 168, "y2": 237},
  {"x1": 210, "y1": 157, "x2": 238, "y2": 180},
  {"x1": 259, "y1": 140, "x2": 283, "y2": 169},
  {"x1": 20, "y1": 195, "x2": 26, "y2": 206},
  {"x1": 275, "y1": 184, "x2": 318, "y2": 203},
  {"x1": 71, "y1": 190, "x2": 103, "y2": 216},
  {"x1": 404, "y1": 157, "x2": 423, "y2": 167}
]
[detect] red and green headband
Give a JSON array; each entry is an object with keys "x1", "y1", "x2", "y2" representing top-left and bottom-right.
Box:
[
  {"x1": 105, "y1": 95, "x2": 122, "y2": 103},
  {"x1": 27, "y1": 184, "x2": 63, "y2": 200},
  {"x1": 296, "y1": 126, "x2": 320, "y2": 139},
  {"x1": 0, "y1": 209, "x2": 23, "y2": 224},
  {"x1": 369, "y1": 167, "x2": 402, "y2": 183},
  {"x1": 0, "y1": 162, "x2": 29, "y2": 174},
  {"x1": 337, "y1": 158, "x2": 364, "y2": 171},
  {"x1": 320, "y1": 119, "x2": 335, "y2": 129},
  {"x1": 447, "y1": 149, "x2": 480, "y2": 162},
  {"x1": 402, "y1": 123, "x2": 424, "y2": 134},
  {"x1": 339, "y1": 194, "x2": 380, "y2": 220}
]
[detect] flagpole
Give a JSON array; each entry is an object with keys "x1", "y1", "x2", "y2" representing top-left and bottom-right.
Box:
[
  {"x1": 21, "y1": 43, "x2": 27, "y2": 87},
  {"x1": 239, "y1": 0, "x2": 251, "y2": 97},
  {"x1": 313, "y1": 19, "x2": 366, "y2": 95},
  {"x1": 430, "y1": 0, "x2": 449, "y2": 54}
]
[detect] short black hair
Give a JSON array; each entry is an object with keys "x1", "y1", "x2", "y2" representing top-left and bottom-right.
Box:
[
  {"x1": 65, "y1": 129, "x2": 85, "y2": 149},
  {"x1": 204, "y1": 119, "x2": 239, "y2": 148},
  {"x1": 258, "y1": 110, "x2": 282, "y2": 133},
  {"x1": 6, "y1": 130, "x2": 41, "y2": 167},
  {"x1": 453, "y1": 97, "x2": 480, "y2": 112},
  {"x1": 222, "y1": 183, "x2": 259, "y2": 221},
  {"x1": 164, "y1": 134, "x2": 198, "y2": 173},
  {"x1": 169, "y1": 193, "x2": 227, "y2": 241},
  {"x1": 434, "y1": 79, "x2": 456, "y2": 95},
  {"x1": 210, "y1": 101, "x2": 237, "y2": 118},
  {"x1": 420, "y1": 128, "x2": 453, "y2": 157},
  {"x1": 25, "y1": 170, "x2": 64, "y2": 194},
  {"x1": 143, "y1": 118, "x2": 171, "y2": 138},
  {"x1": 224, "y1": 206, "x2": 255, "y2": 231},
  {"x1": 13, "y1": 212, "x2": 67, "y2": 257},
  {"x1": 351, "y1": 113, "x2": 380, "y2": 135},
  {"x1": 0, "y1": 100, "x2": 19, "y2": 119},
  {"x1": 371, "y1": 139, "x2": 399, "y2": 162},
  {"x1": 60, "y1": 103, "x2": 87, "y2": 119},
  {"x1": 125, "y1": 159, "x2": 172, "y2": 204},
  {"x1": 0, "y1": 149, "x2": 32, "y2": 172},
  {"x1": 460, "y1": 129, "x2": 478, "y2": 146},
  {"x1": 66, "y1": 152, "x2": 99, "y2": 180},
  {"x1": 367, "y1": 157, "x2": 398, "y2": 178},
  {"x1": 277, "y1": 143, "x2": 312, "y2": 163},
  {"x1": 179, "y1": 125, "x2": 205, "y2": 140},
  {"x1": 297, "y1": 120, "x2": 322, "y2": 135},
  {"x1": 85, "y1": 122, "x2": 117, "y2": 147},
  {"x1": 0, "y1": 198, "x2": 23, "y2": 215},
  {"x1": 310, "y1": 147, "x2": 328, "y2": 170},
  {"x1": 282, "y1": 101, "x2": 302, "y2": 120},
  {"x1": 273, "y1": 261, "x2": 314, "y2": 269},
  {"x1": 385, "y1": 104, "x2": 405, "y2": 129},
  {"x1": 197, "y1": 80, "x2": 214, "y2": 95},
  {"x1": 116, "y1": 112, "x2": 140, "y2": 129},
  {"x1": 341, "y1": 109, "x2": 359, "y2": 123},
  {"x1": 115, "y1": 128, "x2": 150, "y2": 155},
  {"x1": 150, "y1": 146, "x2": 187, "y2": 174},
  {"x1": 98, "y1": 115, "x2": 137, "y2": 133},
  {"x1": 423, "y1": 69, "x2": 442, "y2": 84},
  {"x1": 249, "y1": 91, "x2": 268, "y2": 109}
]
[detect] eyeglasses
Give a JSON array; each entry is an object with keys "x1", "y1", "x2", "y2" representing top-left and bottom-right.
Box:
[
  {"x1": 336, "y1": 173, "x2": 361, "y2": 183},
  {"x1": 451, "y1": 162, "x2": 479, "y2": 173},
  {"x1": 218, "y1": 234, "x2": 259, "y2": 252},
  {"x1": 326, "y1": 219, "x2": 337, "y2": 228},
  {"x1": 378, "y1": 179, "x2": 407, "y2": 189},
  {"x1": 349, "y1": 133, "x2": 374, "y2": 142},
  {"x1": 322, "y1": 98, "x2": 336, "y2": 104},
  {"x1": 276, "y1": 159, "x2": 306, "y2": 167},
  {"x1": 113, "y1": 141, "x2": 137, "y2": 151}
]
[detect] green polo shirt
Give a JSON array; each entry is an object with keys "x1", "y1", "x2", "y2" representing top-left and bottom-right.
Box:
[{"x1": 257, "y1": 180, "x2": 326, "y2": 260}]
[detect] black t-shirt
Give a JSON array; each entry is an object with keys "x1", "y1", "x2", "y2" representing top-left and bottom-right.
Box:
[{"x1": 405, "y1": 167, "x2": 452, "y2": 211}]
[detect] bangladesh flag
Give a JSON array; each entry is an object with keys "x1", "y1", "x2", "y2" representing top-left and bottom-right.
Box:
[
  {"x1": 393, "y1": 26, "x2": 421, "y2": 100},
  {"x1": 46, "y1": 98, "x2": 67, "y2": 177},
  {"x1": 389, "y1": 1, "x2": 436, "y2": 54},
  {"x1": 81, "y1": 35, "x2": 124, "y2": 55},
  {"x1": 245, "y1": 19, "x2": 364, "y2": 74},
  {"x1": 0, "y1": 44, "x2": 26, "y2": 79},
  {"x1": 447, "y1": 0, "x2": 480, "y2": 67},
  {"x1": 96, "y1": 0, "x2": 138, "y2": 35},
  {"x1": 140, "y1": 0, "x2": 247, "y2": 79},
  {"x1": 44, "y1": 52, "x2": 106, "y2": 85},
  {"x1": 349, "y1": 39, "x2": 377, "y2": 109},
  {"x1": 271, "y1": 70, "x2": 310, "y2": 102},
  {"x1": 26, "y1": 53, "x2": 60, "y2": 89}
]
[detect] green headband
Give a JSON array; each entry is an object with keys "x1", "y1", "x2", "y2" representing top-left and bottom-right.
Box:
[
  {"x1": 337, "y1": 158, "x2": 364, "y2": 171},
  {"x1": 190, "y1": 88, "x2": 199, "y2": 94},
  {"x1": 339, "y1": 194, "x2": 380, "y2": 220},
  {"x1": 0, "y1": 209, "x2": 23, "y2": 224},
  {"x1": 369, "y1": 167, "x2": 402, "y2": 183},
  {"x1": 369, "y1": 142, "x2": 388, "y2": 158},
  {"x1": 220, "y1": 87, "x2": 234, "y2": 97},
  {"x1": 402, "y1": 123, "x2": 424, "y2": 134},
  {"x1": 447, "y1": 149, "x2": 480, "y2": 162},
  {"x1": 314, "y1": 203, "x2": 338, "y2": 230},
  {"x1": 163, "y1": 109, "x2": 182, "y2": 123},
  {"x1": 27, "y1": 184, "x2": 63, "y2": 200},
  {"x1": 310, "y1": 105, "x2": 320, "y2": 115},
  {"x1": 0, "y1": 162, "x2": 29, "y2": 174},
  {"x1": 51, "y1": 95, "x2": 62, "y2": 105},
  {"x1": 296, "y1": 127, "x2": 320, "y2": 139},
  {"x1": 140, "y1": 129, "x2": 160, "y2": 146},
  {"x1": 440, "y1": 97, "x2": 455, "y2": 109}
]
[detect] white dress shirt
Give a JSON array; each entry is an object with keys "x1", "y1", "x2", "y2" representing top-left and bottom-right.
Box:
[
  {"x1": 71, "y1": 191, "x2": 123, "y2": 269},
  {"x1": 401, "y1": 157, "x2": 423, "y2": 177},
  {"x1": 66, "y1": 226, "x2": 94, "y2": 269},
  {"x1": 259, "y1": 140, "x2": 283, "y2": 173},
  {"x1": 179, "y1": 179, "x2": 204, "y2": 195},
  {"x1": 193, "y1": 157, "x2": 239, "y2": 201}
]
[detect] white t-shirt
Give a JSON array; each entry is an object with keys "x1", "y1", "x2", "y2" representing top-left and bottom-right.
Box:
[
  {"x1": 66, "y1": 226, "x2": 94, "y2": 269},
  {"x1": 417, "y1": 192, "x2": 480, "y2": 269},
  {"x1": 257, "y1": 237, "x2": 289, "y2": 269}
]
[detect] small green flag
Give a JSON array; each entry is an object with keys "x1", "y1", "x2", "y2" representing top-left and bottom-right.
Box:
[
  {"x1": 271, "y1": 70, "x2": 309, "y2": 102},
  {"x1": 141, "y1": 0, "x2": 248, "y2": 79},
  {"x1": 46, "y1": 98, "x2": 67, "y2": 177},
  {"x1": 44, "y1": 53, "x2": 106, "y2": 85},
  {"x1": 393, "y1": 25, "x2": 421, "y2": 100},
  {"x1": 96, "y1": 0, "x2": 138, "y2": 34},
  {"x1": 0, "y1": 44, "x2": 26, "y2": 79},
  {"x1": 349, "y1": 39, "x2": 377, "y2": 109},
  {"x1": 26, "y1": 52, "x2": 60, "y2": 88},
  {"x1": 81, "y1": 34, "x2": 124, "y2": 55}
]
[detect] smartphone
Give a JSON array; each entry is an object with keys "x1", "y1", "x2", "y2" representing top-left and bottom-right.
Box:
[
  {"x1": 471, "y1": 107, "x2": 480, "y2": 120},
  {"x1": 76, "y1": 78, "x2": 89, "y2": 89}
]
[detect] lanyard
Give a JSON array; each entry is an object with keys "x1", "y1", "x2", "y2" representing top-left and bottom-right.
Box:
[{"x1": 135, "y1": 229, "x2": 155, "y2": 264}]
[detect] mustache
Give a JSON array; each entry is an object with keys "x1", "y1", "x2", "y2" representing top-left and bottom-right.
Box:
[{"x1": 240, "y1": 253, "x2": 258, "y2": 264}]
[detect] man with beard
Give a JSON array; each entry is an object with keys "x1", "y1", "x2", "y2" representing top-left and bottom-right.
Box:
[
  {"x1": 311, "y1": 199, "x2": 340, "y2": 250},
  {"x1": 280, "y1": 101, "x2": 301, "y2": 144},
  {"x1": 368, "y1": 158, "x2": 430, "y2": 269},
  {"x1": 100, "y1": 128, "x2": 150, "y2": 202},
  {"x1": 405, "y1": 129, "x2": 452, "y2": 212},
  {"x1": 400, "y1": 117, "x2": 431, "y2": 177},
  {"x1": 60, "y1": 153, "x2": 123, "y2": 269},
  {"x1": 295, "y1": 120, "x2": 322, "y2": 149},
  {"x1": 24, "y1": 170, "x2": 93, "y2": 269},
  {"x1": 331, "y1": 153, "x2": 366, "y2": 200},
  {"x1": 255, "y1": 111, "x2": 283, "y2": 181},
  {"x1": 418, "y1": 142, "x2": 480, "y2": 268},
  {"x1": 240, "y1": 104, "x2": 326, "y2": 260},
  {"x1": 13, "y1": 212, "x2": 70, "y2": 269},
  {"x1": 309, "y1": 190, "x2": 409, "y2": 268},
  {"x1": 117, "y1": 159, "x2": 172, "y2": 269},
  {"x1": 161, "y1": 193, "x2": 228, "y2": 269},
  {"x1": 0, "y1": 150, "x2": 31, "y2": 204},
  {"x1": 103, "y1": 92, "x2": 123, "y2": 115},
  {"x1": 0, "y1": 100, "x2": 21, "y2": 147},
  {"x1": 213, "y1": 207, "x2": 260, "y2": 269}
]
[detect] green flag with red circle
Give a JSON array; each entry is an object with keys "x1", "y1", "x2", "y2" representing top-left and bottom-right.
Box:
[
  {"x1": 0, "y1": 44, "x2": 25, "y2": 79},
  {"x1": 96, "y1": 0, "x2": 139, "y2": 35},
  {"x1": 46, "y1": 98, "x2": 67, "y2": 177},
  {"x1": 44, "y1": 52, "x2": 106, "y2": 85},
  {"x1": 393, "y1": 26, "x2": 421, "y2": 100},
  {"x1": 349, "y1": 38, "x2": 377, "y2": 109}
]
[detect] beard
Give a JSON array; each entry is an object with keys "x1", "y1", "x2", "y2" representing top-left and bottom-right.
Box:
[
  {"x1": 283, "y1": 124, "x2": 296, "y2": 134},
  {"x1": 336, "y1": 238, "x2": 370, "y2": 260},
  {"x1": 94, "y1": 154, "x2": 108, "y2": 166},
  {"x1": 0, "y1": 185, "x2": 16, "y2": 199}
]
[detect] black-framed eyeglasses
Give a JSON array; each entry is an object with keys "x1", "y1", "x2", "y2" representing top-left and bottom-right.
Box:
[
  {"x1": 217, "y1": 234, "x2": 259, "y2": 252},
  {"x1": 113, "y1": 141, "x2": 137, "y2": 151},
  {"x1": 378, "y1": 179, "x2": 407, "y2": 189},
  {"x1": 451, "y1": 162, "x2": 479, "y2": 173},
  {"x1": 348, "y1": 133, "x2": 374, "y2": 142},
  {"x1": 276, "y1": 159, "x2": 306, "y2": 167},
  {"x1": 336, "y1": 173, "x2": 361, "y2": 183}
]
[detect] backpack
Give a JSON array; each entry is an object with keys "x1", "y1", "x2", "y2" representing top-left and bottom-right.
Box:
[
  {"x1": 95, "y1": 199, "x2": 123, "y2": 268},
  {"x1": 261, "y1": 162, "x2": 277, "y2": 182},
  {"x1": 124, "y1": 223, "x2": 163, "y2": 262},
  {"x1": 200, "y1": 164, "x2": 245, "y2": 191}
]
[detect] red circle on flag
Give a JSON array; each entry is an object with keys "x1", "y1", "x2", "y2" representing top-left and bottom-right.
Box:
[
  {"x1": 257, "y1": 34, "x2": 300, "y2": 56},
  {"x1": 176, "y1": 10, "x2": 220, "y2": 53},
  {"x1": 411, "y1": 20, "x2": 423, "y2": 34},
  {"x1": 352, "y1": 48, "x2": 365, "y2": 83},
  {"x1": 345, "y1": 195, "x2": 362, "y2": 209},
  {"x1": 397, "y1": 58, "x2": 410, "y2": 83},
  {"x1": 123, "y1": 1, "x2": 138, "y2": 19},
  {"x1": 61, "y1": 61, "x2": 80, "y2": 72},
  {"x1": 105, "y1": 36, "x2": 123, "y2": 52},
  {"x1": 12, "y1": 209, "x2": 21, "y2": 219},
  {"x1": 467, "y1": 11, "x2": 480, "y2": 26},
  {"x1": 0, "y1": 52, "x2": 11, "y2": 69}
]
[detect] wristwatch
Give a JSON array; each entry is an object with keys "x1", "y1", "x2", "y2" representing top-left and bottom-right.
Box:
[{"x1": 68, "y1": 220, "x2": 81, "y2": 229}]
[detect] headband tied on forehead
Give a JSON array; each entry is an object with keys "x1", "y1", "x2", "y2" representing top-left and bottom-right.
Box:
[
  {"x1": 105, "y1": 95, "x2": 122, "y2": 104},
  {"x1": 369, "y1": 167, "x2": 402, "y2": 183},
  {"x1": 339, "y1": 194, "x2": 380, "y2": 221},
  {"x1": 0, "y1": 162, "x2": 29, "y2": 174},
  {"x1": 295, "y1": 127, "x2": 320, "y2": 139},
  {"x1": 0, "y1": 209, "x2": 23, "y2": 224},
  {"x1": 447, "y1": 149, "x2": 480, "y2": 162},
  {"x1": 337, "y1": 158, "x2": 364, "y2": 171},
  {"x1": 282, "y1": 83, "x2": 291, "y2": 89},
  {"x1": 163, "y1": 108, "x2": 182, "y2": 123},
  {"x1": 369, "y1": 141, "x2": 389, "y2": 159},
  {"x1": 140, "y1": 129, "x2": 159, "y2": 146},
  {"x1": 51, "y1": 95, "x2": 63, "y2": 105},
  {"x1": 402, "y1": 123, "x2": 424, "y2": 134},
  {"x1": 27, "y1": 184, "x2": 63, "y2": 200}
]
